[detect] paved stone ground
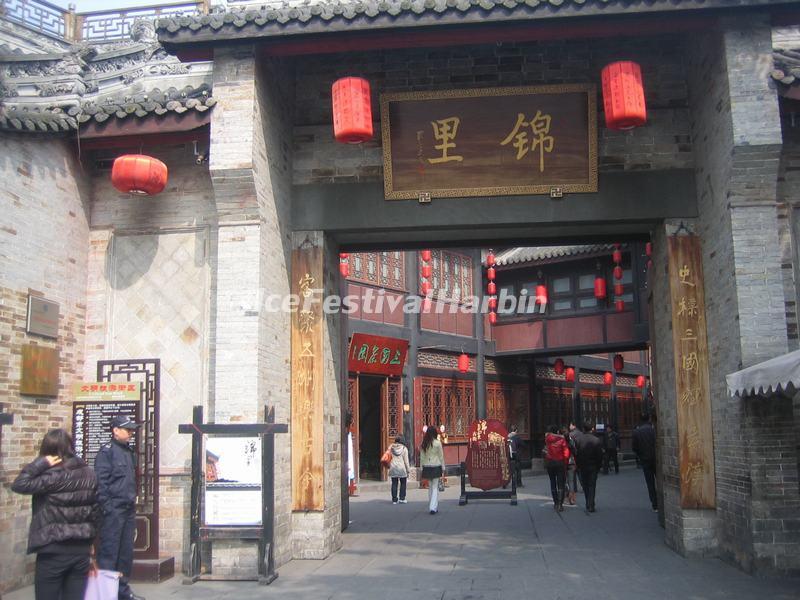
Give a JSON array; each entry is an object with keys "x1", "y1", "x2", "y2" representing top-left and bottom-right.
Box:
[{"x1": 6, "y1": 467, "x2": 798, "y2": 600}]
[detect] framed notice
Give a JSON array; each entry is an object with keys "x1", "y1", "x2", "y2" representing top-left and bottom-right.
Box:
[
  {"x1": 204, "y1": 436, "x2": 262, "y2": 526},
  {"x1": 27, "y1": 295, "x2": 59, "y2": 339},
  {"x1": 72, "y1": 383, "x2": 140, "y2": 466},
  {"x1": 381, "y1": 84, "x2": 597, "y2": 199}
]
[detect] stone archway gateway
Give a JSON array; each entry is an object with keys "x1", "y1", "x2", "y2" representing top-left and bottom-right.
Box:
[{"x1": 3, "y1": 0, "x2": 800, "y2": 593}]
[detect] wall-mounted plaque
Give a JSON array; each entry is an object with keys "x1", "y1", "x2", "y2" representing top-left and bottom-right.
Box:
[
  {"x1": 465, "y1": 419, "x2": 511, "y2": 491},
  {"x1": 20, "y1": 345, "x2": 59, "y2": 397},
  {"x1": 348, "y1": 333, "x2": 409, "y2": 376},
  {"x1": 381, "y1": 84, "x2": 597, "y2": 199},
  {"x1": 27, "y1": 295, "x2": 59, "y2": 339}
]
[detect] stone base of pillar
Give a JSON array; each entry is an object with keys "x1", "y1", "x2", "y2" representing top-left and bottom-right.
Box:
[
  {"x1": 663, "y1": 487, "x2": 719, "y2": 557},
  {"x1": 291, "y1": 511, "x2": 343, "y2": 560}
]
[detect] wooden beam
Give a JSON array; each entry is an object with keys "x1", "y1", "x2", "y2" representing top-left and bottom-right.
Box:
[
  {"x1": 178, "y1": 423, "x2": 288, "y2": 435},
  {"x1": 79, "y1": 112, "x2": 210, "y2": 139},
  {"x1": 78, "y1": 127, "x2": 210, "y2": 151}
]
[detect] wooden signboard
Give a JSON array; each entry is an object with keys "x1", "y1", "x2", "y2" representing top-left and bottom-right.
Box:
[
  {"x1": 348, "y1": 333, "x2": 409, "y2": 377},
  {"x1": 290, "y1": 235, "x2": 324, "y2": 511},
  {"x1": 667, "y1": 235, "x2": 715, "y2": 509},
  {"x1": 381, "y1": 84, "x2": 597, "y2": 199},
  {"x1": 20, "y1": 345, "x2": 59, "y2": 397},
  {"x1": 465, "y1": 419, "x2": 511, "y2": 491}
]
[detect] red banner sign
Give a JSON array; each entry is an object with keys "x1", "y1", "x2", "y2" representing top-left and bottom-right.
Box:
[
  {"x1": 465, "y1": 419, "x2": 511, "y2": 491},
  {"x1": 348, "y1": 333, "x2": 409, "y2": 376}
]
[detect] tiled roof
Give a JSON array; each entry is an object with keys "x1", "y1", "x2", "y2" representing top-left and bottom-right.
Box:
[
  {"x1": 156, "y1": 0, "x2": 764, "y2": 42},
  {"x1": 0, "y1": 84, "x2": 215, "y2": 132},
  {"x1": 493, "y1": 244, "x2": 617, "y2": 266}
]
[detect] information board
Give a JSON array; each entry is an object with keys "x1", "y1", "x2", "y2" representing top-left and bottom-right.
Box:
[
  {"x1": 204, "y1": 436, "x2": 262, "y2": 526},
  {"x1": 465, "y1": 419, "x2": 510, "y2": 491},
  {"x1": 72, "y1": 381, "x2": 140, "y2": 466}
]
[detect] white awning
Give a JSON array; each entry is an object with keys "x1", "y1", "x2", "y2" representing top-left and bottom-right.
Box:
[{"x1": 726, "y1": 349, "x2": 800, "y2": 397}]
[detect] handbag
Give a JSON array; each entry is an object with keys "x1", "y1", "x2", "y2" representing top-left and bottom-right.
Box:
[
  {"x1": 380, "y1": 449, "x2": 392, "y2": 467},
  {"x1": 84, "y1": 569, "x2": 120, "y2": 600},
  {"x1": 437, "y1": 478, "x2": 445, "y2": 492}
]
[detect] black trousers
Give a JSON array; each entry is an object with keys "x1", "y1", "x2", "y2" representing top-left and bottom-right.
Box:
[
  {"x1": 512, "y1": 457, "x2": 523, "y2": 486},
  {"x1": 391, "y1": 477, "x2": 407, "y2": 502},
  {"x1": 579, "y1": 467, "x2": 599, "y2": 510},
  {"x1": 545, "y1": 460, "x2": 565, "y2": 506},
  {"x1": 98, "y1": 504, "x2": 136, "y2": 599},
  {"x1": 35, "y1": 553, "x2": 90, "y2": 600},
  {"x1": 642, "y1": 461, "x2": 658, "y2": 509},
  {"x1": 602, "y1": 449, "x2": 619, "y2": 474}
]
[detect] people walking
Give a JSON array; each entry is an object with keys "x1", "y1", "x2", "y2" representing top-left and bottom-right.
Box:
[
  {"x1": 575, "y1": 423, "x2": 603, "y2": 513},
  {"x1": 95, "y1": 415, "x2": 145, "y2": 600},
  {"x1": 632, "y1": 413, "x2": 658, "y2": 512},
  {"x1": 543, "y1": 425, "x2": 568, "y2": 511},
  {"x1": 507, "y1": 424, "x2": 524, "y2": 488},
  {"x1": 602, "y1": 425, "x2": 620, "y2": 474},
  {"x1": 12, "y1": 429, "x2": 99, "y2": 600},
  {"x1": 386, "y1": 435, "x2": 411, "y2": 504},
  {"x1": 566, "y1": 422, "x2": 581, "y2": 504},
  {"x1": 419, "y1": 426, "x2": 446, "y2": 515}
]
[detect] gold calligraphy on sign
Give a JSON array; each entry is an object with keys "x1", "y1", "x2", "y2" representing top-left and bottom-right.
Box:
[
  {"x1": 500, "y1": 111, "x2": 555, "y2": 172},
  {"x1": 668, "y1": 235, "x2": 715, "y2": 509},
  {"x1": 428, "y1": 117, "x2": 464, "y2": 164}
]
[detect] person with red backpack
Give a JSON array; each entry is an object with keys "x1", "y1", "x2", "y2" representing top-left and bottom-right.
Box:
[{"x1": 543, "y1": 425, "x2": 568, "y2": 512}]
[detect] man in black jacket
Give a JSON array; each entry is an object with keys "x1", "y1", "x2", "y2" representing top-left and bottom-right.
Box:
[
  {"x1": 632, "y1": 413, "x2": 658, "y2": 511},
  {"x1": 575, "y1": 423, "x2": 603, "y2": 512},
  {"x1": 95, "y1": 415, "x2": 144, "y2": 600}
]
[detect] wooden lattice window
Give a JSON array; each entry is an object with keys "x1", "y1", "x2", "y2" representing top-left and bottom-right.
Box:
[
  {"x1": 617, "y1": 390, "x2": 643, "y2": 439},
  {"x1": 349, "y1": 251, "x2": 406, "y2": 290},
  {"x1": 424, "y1": 250, "x2": 472, "y2": 303},
  {"x1": 580, "y1": 388, "x2": 610, "y2": 427},
  {"x1": 487, "y1": 382, "x2": 530, "y2": 438},
  {"x1": 540, "y1": 386, "x2": 574, "y2": 433},
  {"x1": 416, "y1": 377, "x2": 475, "y2": 443}
]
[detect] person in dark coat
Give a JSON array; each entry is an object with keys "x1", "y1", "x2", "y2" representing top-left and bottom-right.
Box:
[
  {"x1": 95, "y1": 415, "x2": 144, "y2": 600},
  {"x1": 574, "y1": 423, "x2": 603, "y2": 513},
  {"x1": 12, "y1": 428, "x2": 99, "y2": 600},
  {"x1": 507, "y1": 425, "x2": 524, "y2": 488},
  {"x1": 632, "y1": 413, "x2": 658, "y2": 511},
  {"x1": 602, "y1": 425, "x2": 620, "y2": 475}
]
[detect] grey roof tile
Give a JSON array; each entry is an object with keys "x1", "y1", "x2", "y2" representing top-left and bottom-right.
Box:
[{"x1": 493, "y1": 244, "x2": 618, "y2": 266}]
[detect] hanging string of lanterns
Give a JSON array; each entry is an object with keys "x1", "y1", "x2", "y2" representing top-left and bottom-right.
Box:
[
  {"x1": 420, "y1": 249, "x2": 432, "y2": 297},
  {"x1": 594, "y1": 261, "x2": 607, "y2": 302},
  {"x1": 486, "y1": 250, "x2": 497, "y2": 325},
  {"x1": 645, "y1": 241, "x2": 653, "y2": 270},
  {"x1": 613, "y1": 243, "x2": 624, "y2": 312},
  {"x1": 339, "y1": 253, "x2": 349, "y2": 277}
]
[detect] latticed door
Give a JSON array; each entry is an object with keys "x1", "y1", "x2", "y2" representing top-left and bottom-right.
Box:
[
  {"x1": 347, "y1": 376, "x2": 360, "y2": 482},
  {"x1": 413, "y1": 377, "x2": 475, "y2": 445},
  {"x1": 381, "y1": 378, "x2": 403, "y2": 480}
]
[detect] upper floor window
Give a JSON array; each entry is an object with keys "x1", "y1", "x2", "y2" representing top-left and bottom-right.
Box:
[
  {"x1": 348, "y1": 252, "x2": 406, "y2": 291},
  {"x1": 424, "y1": 250, "x2": 473, "y2": 303}
]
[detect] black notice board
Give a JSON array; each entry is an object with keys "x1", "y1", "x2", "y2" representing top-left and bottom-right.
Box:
[{"x1": 72, "y1": 401, "x2": 138, "y2": 466}]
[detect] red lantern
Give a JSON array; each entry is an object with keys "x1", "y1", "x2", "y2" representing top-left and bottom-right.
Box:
[
  {"x1": 487, "y1": 282, "x2": 497, "y2": 296},
  {"x1": 332, "y1": 77, "x2": 373, "y2": 143},
  {"x1": 613, "y1": 354, "x2": 624, "y2": 372},
  {"x1": 594, "y1": 276, "x2": 606, "y2": 300},
  {"x1": 637, "y1": 375, "x2": 647, "y2": 389},
  {"x1": 487, "y1": 266, "x2": 496, "y2": 281},
  {"x1": 488, "y1": 311, "x2": 497, "y2": 325},
  {"x1": 111, "y1": 154, "x2": 168, "y2": 196},
  {"x1": 457, "y1": 353, "x2": 469, "y2": 373},
  {"x1": 645, "y1": 242, "x2": 652, "y2": 257},
  {"x1": 614, "y1": 283, "x2": 624, "y2": 297},
  {"x1": 615, "y1": 299, "x2": 625, "y2": 312},
  {"x1": 421, "y1": 264, "x2": 432, "y2": 279},
  {"x1": 421, "y1": 249, "x2": 432, "y2": 262},
  {"x1": 535, "y1": 284, "x2": 548, "y2": 307},
  {"x1": 339, "y1": 262, "x2": 350, "y2": 277},
  {"x1": 339, "y1": 253, "x2": 349, "y2": 259},
  {"x1": 486, "y1": 252, "x2": 495, "y2": 267},
  {"x1": 612, "y1": 249, "x2": 622, "y2": 264},
  {"x1": 488, "y1": 296, "x2": 497, "y2": 311},
  {"x1": 421, "y1": 280, "x2": 432, "y2": 296},
  {"x1": 601, "y1": 61, "x2": 647, "y2": 130},
  {"x1": 603, "y1": 371, "x2": 613, "y2": 386},
  {"x1": 613, "y1": 266, "x2": 624, "y2": 280},
  {"x1": 647, "y1": 259, "x2": 653, "y2": 270},
  {"x1": 613, "y1": 243, "x2": 621, "y2": 249},
  {"x1": 554, "y1": 358, "x2": 565, "y2": 376},
  {"x1": 565, "y1": 367, "x2": 575, "y2": 383}
]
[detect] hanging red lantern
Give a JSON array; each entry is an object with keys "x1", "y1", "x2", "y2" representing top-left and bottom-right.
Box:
[
  {"x1": 339, "y1": 253, "x2": 349, "y2": 259},
  {"x1": 554, "y1": 358, "x2": 565, "y2": 376},
  {"x1": 594, "y1": 276, "x2": 606, "y2": 300},
  {"x1": 535, "y1": 284, "x2": 548, "y2": 307},
  {"x1": 421, "y1": 249, "x2": 432, "y2": 262},
  {"x1": 612, "y1": 249, "x2": 623, "y2": 264},
  {"x1": 332, "y1": 77, "x2": 373, "y2": 143},
  {"x1": 603, "y1": 371, "x2": 613, "y2": 386},
  {"x1": 421, "y1": 280, "x2": 432, "y2": 296},
  {"x1": 488, "y1": 311, "x2": 497, "y2": 325},
  {"x1": 488, "y1": 296, "x2": 497, "y2": 311},
  {"x1": 339, "y1": 261, "x2": 350, "y2": 277},
  {"x1": 645, "y1": 242, "x2": 652, "y2": 257},
  {"x1": 457, "y1": 353, "x2": 469, "y2": 373},
  {"x1": 613, "y1": 243, "x2": 621, "y2": 249},
  {"x1": 487, "y1": 266, "x2": 496, "y2": 281},
  {"x1": 486, "y1": 251, "x2": 495, "y2": 267},
  {"x1": 565, "y1": 367, "x2": 575, "y2": 383},
  {"x1": 613, "y1": 354, "x2": 624, "y2": 372},
  {"x1": 613, "y1": 266, "x2": 624, "y2": 280},
  {"x1": 637, "y1": 375, "x2": 647, "y2": 389},
  {"x1": 421, "y1": 264, "x2": 432, "y2": 279},
  {"x1": 601, "y1": 61, "x2": 647, "y2": 130},
  {"x1": 111, "y1": 154, "x2": 168, "y2": 196},
  {"x1": 487, "y1": 282, "x2": 497, "y2": 296},
  {"x1": 615, "y1": 299, "x2": 625, "y2": 312},
  {"x1": 614, "y1": 283, "x2": 624, "y2": 297}
]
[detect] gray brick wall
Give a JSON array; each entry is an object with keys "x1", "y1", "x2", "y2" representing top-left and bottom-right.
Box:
[{"x1": 292, "y1": 35, "x2": 693, "y2": 185}]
